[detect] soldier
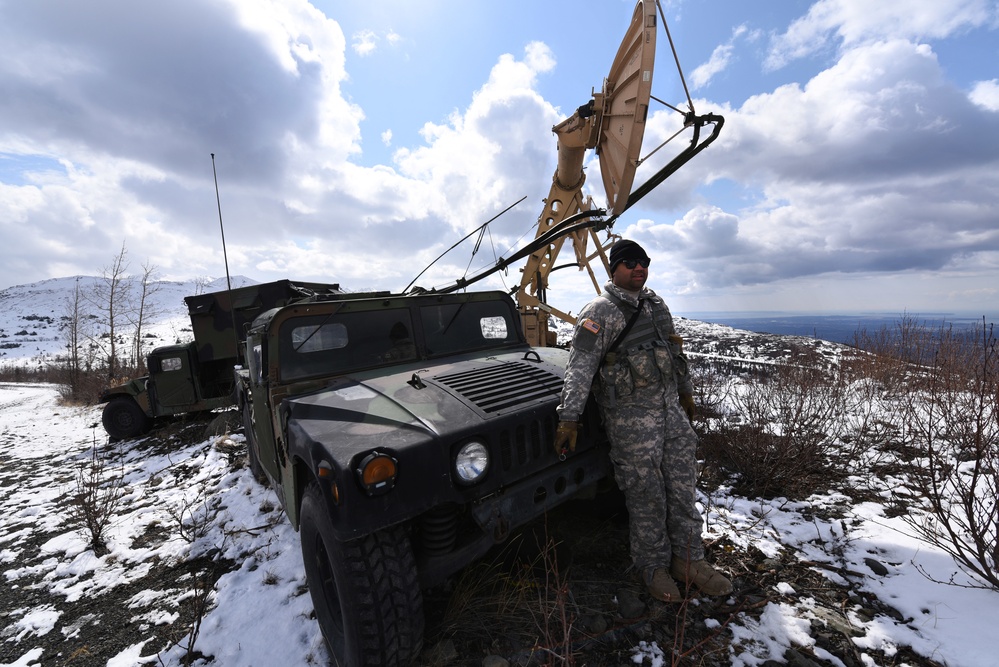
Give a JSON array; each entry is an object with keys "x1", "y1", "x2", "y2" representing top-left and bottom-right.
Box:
[{"x1": 554, "y1": 239, "x2": 732, "y2": 602}]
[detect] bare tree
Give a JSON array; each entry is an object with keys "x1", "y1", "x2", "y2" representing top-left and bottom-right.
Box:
[
  {"x1": 193, "y1": 275, "x2": 213, "y2": 296},
  {"x1": 87, "y1": 242, "x2": 133, "y2": 381},
  {"x1": 130, "y1": 260, "x2": 162, "y2": 374},
  {"x1": 60, "y1": 277, "x2": 89, "y2": 398}
]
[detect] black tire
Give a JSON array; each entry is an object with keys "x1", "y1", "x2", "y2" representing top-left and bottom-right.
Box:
[
  {"x1": 102, "y1": 397, "x2": 152, "y2": 440},
  {"x1": 299, "y1": 482, "x2": 424, "y2": 666},
  {"x1": 241, "y1": 398, "x2": 267, "y2": 483}
]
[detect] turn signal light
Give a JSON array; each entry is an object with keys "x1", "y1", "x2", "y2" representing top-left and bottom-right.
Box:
[{"x1": 356, "y1": 452, "x2": 398, "y2": 495}]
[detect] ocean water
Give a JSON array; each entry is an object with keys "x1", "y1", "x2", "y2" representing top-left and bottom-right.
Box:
[{"x1": 681, "y1": 312, "x2": 998, "y2": 347}]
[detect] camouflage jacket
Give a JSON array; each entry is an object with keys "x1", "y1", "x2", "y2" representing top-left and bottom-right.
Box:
[{"x1": 557, "y1": 281, "x2": 692, "y2": 422}]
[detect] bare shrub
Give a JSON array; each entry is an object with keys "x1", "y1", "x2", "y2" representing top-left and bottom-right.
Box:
[
  {"x1": 850, "y1": 313, "x2": 931, "y2": 394},
  {"x1": 688, "y1": 363, "x2": 730, "y2": 424},
  {"x1": 713, "y1": 363, "x2": 847, "y2": 498},
  {"x1": 167, "y1": 489, "x2": 222, "y2": 544},
  {"x1": 68, "y1": 441, "x2": 126, "y2": 555},
  {"x1": 889, "y1": 321, "x2": 999, "y2": 589}
]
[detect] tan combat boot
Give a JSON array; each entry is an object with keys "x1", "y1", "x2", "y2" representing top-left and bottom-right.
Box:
[
  {"x1": 670, "y1": 559, "x2": 733, "y2": 597},
  {"x1": 645, "y1": 568, "x2": 681, "y2": 602}
]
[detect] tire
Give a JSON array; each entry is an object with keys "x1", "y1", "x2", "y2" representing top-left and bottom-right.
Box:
[
  {"x1": 241, "y1": 398, "x2": 267, "y2": 483},
  {"x1": 102, "y1": 397, "x2": 152, "y2": 440},
  {"x1": 299, "y1": 482, "x2": 424, "y2": 666}
]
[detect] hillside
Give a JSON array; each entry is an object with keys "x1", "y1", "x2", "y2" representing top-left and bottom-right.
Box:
[
  {"x1": 0, "y1": 276, "x2": 853, "y2": 374},
  {"x1": 1, "y1": 278, "x2": 995, "y2": 666},
  {"x1": 0, "y1": 277, "x2": 250, "y2": 371}
]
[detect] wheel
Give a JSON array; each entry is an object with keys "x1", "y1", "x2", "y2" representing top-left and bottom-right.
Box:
[
  {"x1": 241, "y1": 398, "x2": 266, "y2": 483},
  {"x1": 299, "y1": 482, "x2": 424, "y2": 666},
  {"x1": 102, "y1": 397, "x2": 152, "y2": 440}
]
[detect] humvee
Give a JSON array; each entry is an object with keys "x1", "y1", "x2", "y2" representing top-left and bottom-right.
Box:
[
  {"x1": 235, "y1": 289, "x2": 610, "y2": 665},
  {"x1": 98, "y1": 280, "x2": 341, "y2": 440}
]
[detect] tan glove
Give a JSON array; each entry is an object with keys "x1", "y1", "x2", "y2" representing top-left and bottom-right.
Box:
[
  {"x1": 554, "y1": 421, "x2": 579, "y2": 455},
  {"x1": 679, "y1": 393, "x2": 695, "y2": 422}
]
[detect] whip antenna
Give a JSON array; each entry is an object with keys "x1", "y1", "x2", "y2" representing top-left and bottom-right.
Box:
[{"x1": 210, "y1": 153, "x2": 240, "y2": 356}]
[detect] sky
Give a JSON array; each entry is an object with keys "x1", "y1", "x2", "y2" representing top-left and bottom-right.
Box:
[{"x1": 1, "y1": 0, "x2": 998, "y2": 317}]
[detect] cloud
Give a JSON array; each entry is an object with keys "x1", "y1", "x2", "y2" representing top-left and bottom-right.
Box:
[
  {"x1": 351, "y1": 29, "x2": 378, "y2": 56},
  {"x1": 1, "y1": 0, "x2": 997, "y2": 316},
  {"x1": 690, "y1": 25, "x2": 749, "y2": 90},
  {"x1": 970, "y1": 79, "x2": 999, "y2": 111},
  {"x1": 0, "y1": 0, "x2": 567, "y2": 295},
  {"x1": 625, "y1": 39, "x2": 999, "y2": 300},
  {"x1": 392, "y1": 41, "x2": 559, "y2": 238},
  {"x1": 766, "y1": 0, "x2": 997, "y2": 69}
]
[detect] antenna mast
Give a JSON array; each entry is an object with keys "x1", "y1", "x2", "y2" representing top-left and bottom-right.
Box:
[{"x1": 210, "y1": 153, "x2": 240, "y2": 357}]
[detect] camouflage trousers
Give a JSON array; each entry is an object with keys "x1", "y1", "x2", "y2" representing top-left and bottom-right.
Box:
[{"x1": 601, "y1": 394, "x2": 704, "y2": 574}]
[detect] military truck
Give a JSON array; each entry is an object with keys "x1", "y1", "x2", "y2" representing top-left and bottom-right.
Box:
[
  {"x1": 99, "y1": 279, "x2": 341, "y2": 440},
  {"x1": 235, "y1": 289, "x2": 611, "y2": 665}
]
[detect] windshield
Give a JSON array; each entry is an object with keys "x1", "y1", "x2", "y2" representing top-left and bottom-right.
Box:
[
  {"x1": 277, "y1": 298, "x2": 521, "y2": 382},
  {"x1": 419, "y1": 300, "x2": 517, "y2": 357},
  {"x1": 279, "y1": 308, "x2": 417, "y2": 381}
]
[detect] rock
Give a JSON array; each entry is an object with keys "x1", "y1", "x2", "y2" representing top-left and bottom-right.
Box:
[
  {"x1": 784, "y1": 648, "x2": 824, "y2": 667},
  {"x1": 578, "y1": 613, "x2": 607, "y2": 634},
  {"x1": 863, "y1": 558, "x2": 889, "y2": 576},
  {"x1": 482, "y1": 655, "x2": 509, "y2": 667},
  {"x1": 616, "y1": 588, "x2": 646, "y2": 619},
  {"x1": 811, "y1": 606, "x2": 861, "y2": 637}
]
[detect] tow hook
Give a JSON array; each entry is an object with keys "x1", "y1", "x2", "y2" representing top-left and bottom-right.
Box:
[{"x1": 492, "y1": 516, "x2": 510, "y2": 543}]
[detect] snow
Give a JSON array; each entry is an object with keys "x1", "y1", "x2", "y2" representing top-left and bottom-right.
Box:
[
  {"x1": 3, "y1": 382, "x2": 996, "y2": 666},
  {"x1": 1, "y1": 279, "x2": 997, "y2": 666}
]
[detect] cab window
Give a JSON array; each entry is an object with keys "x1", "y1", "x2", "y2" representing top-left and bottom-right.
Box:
[{"x1": 279, "y1": 309, "x2": 416, "y2": 381}]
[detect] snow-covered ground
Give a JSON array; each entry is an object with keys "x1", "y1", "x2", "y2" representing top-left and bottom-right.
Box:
[
  {"x1": 1, "y1": 276, "x2": 997, "y2": 666},
  {"x1": 0, "y1": 382, "x2": 328, "y2": 666},
  {"x1": 2, "y1": 378, "x2": 996, "y2": 666}
]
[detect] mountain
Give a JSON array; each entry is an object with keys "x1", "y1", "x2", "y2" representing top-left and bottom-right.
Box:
[
  {"x1": 0, "y1": 275, "x2": 257, "y2": 369},
  {"x1": 0, "y1": 276, "x2": 854, "y2": 372}
]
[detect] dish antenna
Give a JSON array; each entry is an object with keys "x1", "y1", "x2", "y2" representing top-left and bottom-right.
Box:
[
  {"x1": 434, "y1": 0, "x2": 723, "y2": 346},
  {"x1": 516, "y1": 0, "x2": 657, "y2": 344}
]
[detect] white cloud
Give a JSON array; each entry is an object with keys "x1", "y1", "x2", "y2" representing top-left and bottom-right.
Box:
[
  {"x1": 391, "y1": 42, "x2": 560, "y2": 238},
  {"x1": 1, "y1": 0, "x2": 997, "y2": 316},
  {"x1": 352, "y1": 29, "x2": 378, "y2": 56},
  {"x1": 766, "y1": 0, "x2": 996, "y2": 69},
  {"x1": 969, "y1": 79, "x2": 999, "y2": 111},
  {"x1": 623, "y1": 38, "x2": 999, "y2": 303},
  {"x1": 690, "y1": 44, "x2": 734, "y2": 90},
  {"x1": 690, "y1": 25, "x2": 748, "y2": 90}
]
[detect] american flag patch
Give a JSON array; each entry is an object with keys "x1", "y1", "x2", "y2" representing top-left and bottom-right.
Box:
[{"x1": 581, "y1": 318, "x2": 601, "y2": 335}]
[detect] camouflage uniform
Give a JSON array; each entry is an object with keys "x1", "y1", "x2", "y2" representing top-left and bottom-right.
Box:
[{"x1": 557, "y1": 281, "x2": 703, "y2": 575}]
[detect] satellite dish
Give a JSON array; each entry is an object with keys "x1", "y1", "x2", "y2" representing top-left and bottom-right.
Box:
[
  {"x1": 430, "y1": 0, "x2": 722, "y2": 348},
  {"x1": 598, "y1": 0, "x2": 657, "y2": 216}
]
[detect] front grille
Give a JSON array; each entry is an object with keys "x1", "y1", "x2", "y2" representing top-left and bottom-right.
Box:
[
  {"x1": 433, "y1": 361, "x2": 562, "y2": 415},
  {"x1": 498, "y1": 413, "x2": 558, "y2": 472}
]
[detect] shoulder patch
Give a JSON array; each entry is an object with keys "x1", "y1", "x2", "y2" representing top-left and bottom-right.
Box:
[{"x1": 580, "y1": 318, "x2": 601, "y2": 335}]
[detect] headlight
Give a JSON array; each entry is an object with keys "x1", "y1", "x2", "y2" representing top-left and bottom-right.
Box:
[{"x1": 454, "y1": 441, "x2": 489, "y2": 484}]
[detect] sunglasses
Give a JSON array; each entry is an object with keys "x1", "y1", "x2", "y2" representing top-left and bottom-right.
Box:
[{"x1": 621, "y1": 258, "x2": 650, "y2": 269}]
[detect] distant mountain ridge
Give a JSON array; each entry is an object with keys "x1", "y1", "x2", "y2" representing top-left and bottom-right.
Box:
[
  {"x1": 0, "y1": 276, "x2": 853, "y2": 372},
  {"x1": 0, "y1": 275, "x2": 256, "y2": 369}
]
